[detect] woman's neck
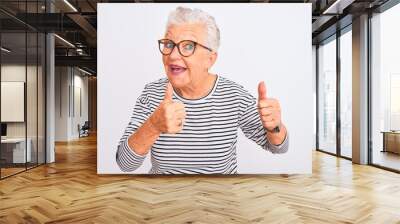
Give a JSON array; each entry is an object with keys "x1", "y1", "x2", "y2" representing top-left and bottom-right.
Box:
[{"x1": 176, "y1": 73, "x2": 217, "y2": 100}]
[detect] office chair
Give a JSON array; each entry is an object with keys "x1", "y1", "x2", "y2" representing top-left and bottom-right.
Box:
[{"x1": 79, "y1": 121, "x2": 90, "y2": 138}]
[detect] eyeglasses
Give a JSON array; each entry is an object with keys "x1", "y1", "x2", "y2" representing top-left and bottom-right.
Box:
[{"x1": 158, "y1": 39, "x2": 212, "y2": 57}]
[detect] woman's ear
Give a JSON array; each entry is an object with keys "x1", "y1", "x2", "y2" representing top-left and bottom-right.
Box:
[{"x1": 206, "y1": 52, "x2": 218, "y2": 69}]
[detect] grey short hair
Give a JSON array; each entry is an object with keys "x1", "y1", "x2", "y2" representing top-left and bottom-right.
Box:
[{"x1": 166, "y1": 6, "x2": 220, "y2": 52}]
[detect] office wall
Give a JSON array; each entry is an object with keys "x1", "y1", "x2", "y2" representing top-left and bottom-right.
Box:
[
  {"x1": 1, "y1": 82, "x2": 24, "y2": 122},
  {"x1": 1, "y1": 63, "x2": 45, "y2": 168},
  {"x1": 55, "y1": 67, "x2": 89, "y2": 141},
  {"x1": 88, "y1": 77, "x2": 97, "y2": 132},
  {"x1": 72, "y1": 72, "x2": 89, "y2": 138},
  {"x1": 1, "y1": 64, "x2": 41, "y2": 138},
  {"x1": 55, "y1": 66, "x2": 70, "y2": 141}
]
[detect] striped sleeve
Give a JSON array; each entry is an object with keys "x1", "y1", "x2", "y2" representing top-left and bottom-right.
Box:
[
  {"x1": 116, "y1": 86, "x2": 152, "y2": 172},
  {"x1": 238, "y1": 91, "x2": 289, "y2": 154}
]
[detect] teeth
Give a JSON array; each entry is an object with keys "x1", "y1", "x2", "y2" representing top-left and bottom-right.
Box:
[
  {"x1": 171, "y1": 66, "x2": 185, "y2": 71},
  {"x1": 170, "y1": 65, "x2": 186, "y2": 74}
]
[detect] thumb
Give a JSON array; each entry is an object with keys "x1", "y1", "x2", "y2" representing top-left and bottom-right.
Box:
[
  {"x1": 164, "y1": 82, "x2": 173, "y2": 102},
  {"x1": 258, "y1": 81, "x2": 267, "y2": 100}
]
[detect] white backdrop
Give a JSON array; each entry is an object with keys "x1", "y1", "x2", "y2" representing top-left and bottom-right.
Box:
[{"x1": 98, "y1": 3, "x2": 312, "y2": 174}]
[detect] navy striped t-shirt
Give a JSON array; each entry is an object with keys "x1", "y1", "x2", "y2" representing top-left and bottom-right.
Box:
[{"x1": 116, "y1": 75, "x2": 289, "y2": 174}]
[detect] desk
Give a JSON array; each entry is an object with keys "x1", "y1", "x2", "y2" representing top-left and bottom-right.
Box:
[
  {"x1": 381, "y1": 131, "x2": 400, "y2": 154},
  {"x1": 1, "y1": 138, "x2": 32, "y2": 163}
]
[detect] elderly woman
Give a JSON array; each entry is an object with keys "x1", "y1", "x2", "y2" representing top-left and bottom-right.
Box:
[{"x1": 116, "y1": 6, "x2": 288, "y2": 174}]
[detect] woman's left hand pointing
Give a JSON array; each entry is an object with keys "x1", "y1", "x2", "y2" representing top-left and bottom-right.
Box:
[{"x1": 257, "y1": 81, "x2": 281, "y2": 132}]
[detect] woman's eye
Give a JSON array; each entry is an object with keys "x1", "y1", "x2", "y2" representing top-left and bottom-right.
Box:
[
  {"x1": 184, "y1": 44, "x2": 194, "y2": 50},
  {"x1": 166, "y1": 43, "x2": 174, "y2": 48}
]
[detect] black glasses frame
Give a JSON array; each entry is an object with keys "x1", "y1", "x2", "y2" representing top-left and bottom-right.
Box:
[{"x1": 158, "y1": 39, "x2": 212, "y2": 57}]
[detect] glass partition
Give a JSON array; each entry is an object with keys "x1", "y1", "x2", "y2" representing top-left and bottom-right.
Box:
[
  {"x1": 371, "y1": 3, "x2": 400, "y2": 171},
  {"x1": 317, "y1": 36, "x2": 337, "y2": 155},
  {"x1": 27, "y1": 31, "x2": 38, "y2": 169},
  {"x1": 1, "y1": 31, "x2": 28, "y2": 177},
  {"x1": 339, "y1": 28, "x2": 352, "y2": 158},
  {"x1": 0, "y1": 1, "x2": 46, "y2": 179}
]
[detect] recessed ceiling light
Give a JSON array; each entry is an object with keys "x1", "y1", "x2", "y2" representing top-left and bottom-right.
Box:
[
  {"x1": 63, "y1": 0, "x2": 78, "y2": 12},
  {"x1": 78, "y1": 67, "x2": 93, "y2": 76},
  {"x1": 323, "y1": 0, "x2": 354, "y2": 15},
  {"x1": 1, "y1": 47, "x2": 11, "y2": 53},
  {"x1": 54, "y1": 34, "x2": 75, "y2": 48}
]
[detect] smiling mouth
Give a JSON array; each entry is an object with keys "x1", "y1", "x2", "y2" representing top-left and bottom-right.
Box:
[{"x1": 169, "y1": 64, "x2": 187, "y2": 75}]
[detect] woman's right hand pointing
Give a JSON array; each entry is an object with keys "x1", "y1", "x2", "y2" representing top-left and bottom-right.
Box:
[{"x1": 149, "y1": 82, "x2": 186, "y2": 134}]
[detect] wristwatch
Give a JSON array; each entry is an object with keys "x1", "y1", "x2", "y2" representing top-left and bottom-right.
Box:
[{"x1": 271, "y1": 125, "x2": 280, "y2": 133}]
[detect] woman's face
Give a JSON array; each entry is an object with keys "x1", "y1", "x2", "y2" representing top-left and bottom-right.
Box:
[{"x1": 162, "y1": 23, "x2": 217, "y2": 89}]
